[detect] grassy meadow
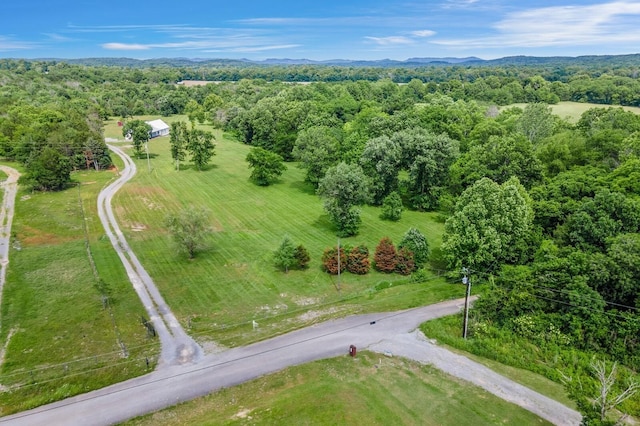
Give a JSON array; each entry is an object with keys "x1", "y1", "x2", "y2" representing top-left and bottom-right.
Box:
[
  {"x1": 0, "y1": 162, "x2": 157, "y2": 414},
  {"x1": 125, "y1": 351, "x2": 551, "y2": 426},
  {"x1": 104, "y1": 116, "x2": 462, "y2": 348},
  {"x1": 502, "y1": 101, "x2": 640, "y2": 123}
]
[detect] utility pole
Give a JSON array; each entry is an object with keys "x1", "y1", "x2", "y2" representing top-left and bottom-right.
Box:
[
  {"x1": 462, "y1": 267, "x2": 471, "y2": 339},
  {"x1": 145, "y1": 142, "x2": 151, "y2": 173},
  {"x1": 337, "y1": 238, "x2": 341, "y2": 293}
]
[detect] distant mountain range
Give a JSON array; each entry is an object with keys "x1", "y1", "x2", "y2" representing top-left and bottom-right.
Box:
[{"x1": 46, "y1": 54, "x2": 640, "y2": 68}]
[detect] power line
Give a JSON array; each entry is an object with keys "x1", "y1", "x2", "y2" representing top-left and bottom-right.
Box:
[
  {"x1": 0, "y1": 273, "x2": 453, "y2": 387},
  {"x1": 0, "y1": 307, "x2": 434, "y2": 423}
]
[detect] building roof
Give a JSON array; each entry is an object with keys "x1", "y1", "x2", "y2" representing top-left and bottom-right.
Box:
[{"x1": 145, "y1": 119, "x2": 169, "y2": 133}]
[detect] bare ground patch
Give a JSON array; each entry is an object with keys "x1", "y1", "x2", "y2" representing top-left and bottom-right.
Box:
[{"x1": 18, "y1": 225, "x2": 80, "y2": 246}]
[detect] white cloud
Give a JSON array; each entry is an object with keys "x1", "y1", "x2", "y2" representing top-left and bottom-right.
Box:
[
  {"x1": 365, "y1": 36, "x2": 414, "y2": 46},
  {"x1": 68, "y1": 24, "x2": 192, "y2": 33},
  {"x1": 434, "y1": 1, "x2": 640, "y2": 48},
  {"x1": 0, "y1": 36, "x2": 37, "y2": 51},
  {"x1": 102, "y1": 43, "x2": 150, "y2": 50},
  {"x1": 44, "y1": 33, "x2": 73, "y2": 42},
  {"x1": 93, "y1": 23, "x2": 299, "y2": 53},
  {"x1": 442, "y1": 0, "x2": 480, "y2": 9},
  {"x1": 205, "y1": 44, "x2": 301, "y2": 53},
  {"x1": 411, "y1": 30, "x2": 436, "y2": 37}
]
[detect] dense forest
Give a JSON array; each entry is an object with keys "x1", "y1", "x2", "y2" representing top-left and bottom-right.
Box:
[{"x1": 1, "y1": 56, "x2": 640, "y2": 421}]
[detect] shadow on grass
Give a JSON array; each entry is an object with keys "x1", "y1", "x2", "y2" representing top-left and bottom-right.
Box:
[
  {"x1": 289, "y1": 180, "x2": 317, "y2": 196},
  {"x1": 174, "y1": 163, "x2": 219, "y2": 172},
  {"x1": 312, "y1": 214, "x2": 335, "y2": 233},
  {"x1": 134, "y1": 153, "x2": 160, "y2": 160}
]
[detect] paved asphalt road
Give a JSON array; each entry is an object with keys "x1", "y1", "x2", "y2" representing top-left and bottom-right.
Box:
[{"x1": 1, "y1": 299, "x2": 474, "y2": 425}]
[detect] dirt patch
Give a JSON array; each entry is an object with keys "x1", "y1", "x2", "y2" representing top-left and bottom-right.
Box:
[
  {"x1": 295, "y1": 307, "x2": 341, "y2": 322},
  {"x1": 20, "y1": 195, "x2": 30, "y2": 201},
  {"x1": 257, "y1": 303, "x2": 289, "y2": 316},
  {"x1": 0, "y1": 328, "x2": 16, "y2": 370},
  {"x1": 125, "y1": 186, "x2": 173, "y2": 210},
  {"x1": 198, "y1": 339, "x2": 227, "y2": 355},
  {"x1": 210, "y1": 218, "x2": 224, "y2": 232},
  {"x1": 231, "y1": 408, "x2": 252, "y2": 419},
  {"x1": 292, "y1": 296, "x2": 320, "y2": 306},
  {"x1": 19, "y1": 225, "x2": 79, "y2": 246},
  {"x1": 131, "y1": 224, "x2": 147, "y2": 232}
]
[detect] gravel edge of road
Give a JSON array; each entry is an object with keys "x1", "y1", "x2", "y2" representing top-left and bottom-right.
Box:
[{"x1": 369, "y1": 330, "x2": 582, "y2": 426}]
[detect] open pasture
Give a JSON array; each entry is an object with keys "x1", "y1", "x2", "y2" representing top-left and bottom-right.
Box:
[
  {"x1": 109, "y1": 118, "x2": 459, "y2": 347},
  {"x1": 502, "y1": 101, "x2": 640, "y2": 122}
]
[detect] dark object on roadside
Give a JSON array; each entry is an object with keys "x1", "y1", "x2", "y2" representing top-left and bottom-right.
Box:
[{"x1": 349, "y1": 344, "x2": 357, "y2": 357}]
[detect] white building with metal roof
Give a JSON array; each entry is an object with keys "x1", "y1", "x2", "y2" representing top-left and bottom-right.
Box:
[{"x1": 145, "y1": 119, "x2": 170, "y2": 138}]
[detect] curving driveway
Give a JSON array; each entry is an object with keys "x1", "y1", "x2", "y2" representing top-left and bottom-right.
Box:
[{"x1": 97, "y1": 145, "x2": 202, "y2": 367}]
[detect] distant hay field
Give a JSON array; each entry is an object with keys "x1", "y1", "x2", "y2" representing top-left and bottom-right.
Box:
[{"x1": 502, "y1": 101, "x2": 640, "y2": 123}]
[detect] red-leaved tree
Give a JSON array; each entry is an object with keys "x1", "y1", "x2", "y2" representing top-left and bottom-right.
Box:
[
  {"x1": 395, "y1": 247, "x2": 416, "y2": 275},
  {"x1": 347, "y1": 244, "x2": 370, "y2": 274},
  {"x1": 322, "y1": 246, "x2": 347, "y2": 274},
  {"x1": 374, "y1": 237, "x2": 397, "y2": 273}
]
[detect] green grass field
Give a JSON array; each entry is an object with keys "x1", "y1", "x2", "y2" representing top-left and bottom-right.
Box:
[
  {"x1": 0, "y1": 163, "x2": 157, "y2": 415},
  {"x1": 502, "y1": 101, "x2": 640, "y2": 123},
  {"x1": 107, "y1": 117, "x2": 460, "y2": 347},
  {"x1": 124, "y1": 351, "x2": 551, "y2": 426}
]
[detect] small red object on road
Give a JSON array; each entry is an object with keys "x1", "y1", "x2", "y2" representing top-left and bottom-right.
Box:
[{"x1": 349, "y1": 344, "x2": 356, "y2": 357}]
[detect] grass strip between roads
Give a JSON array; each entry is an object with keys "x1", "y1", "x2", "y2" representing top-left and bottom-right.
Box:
[{"x1": 124, "y1": 351, "x2": 552, "y2": 426}]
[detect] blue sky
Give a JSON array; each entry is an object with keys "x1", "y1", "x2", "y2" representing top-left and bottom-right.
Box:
[{"x1": 2, "y1": 0, "x2": 640, "y2": 60}]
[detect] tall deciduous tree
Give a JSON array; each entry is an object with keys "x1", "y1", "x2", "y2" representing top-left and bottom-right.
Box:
[
  {"x1": 184, "y1": 99, "x2": 205, "y2": 127},
  {"x1": 442, "y1": 177, "x2": 534, "y2": 273},
  {"x1": 165, "y1": 207, "x2": 212, "y2": 259},
  {"x1": 122, "y1": 120, "x2": 151, "y2": 158},
  {"x1": 292, "y1": 126, "x2": 341, "y2": 187},
  {"x1": 359, "y1": 135, "x2": 402, "y2": 204},
  {"x1": 399, "y1": 227, "x2": 430, "y2": 269},
  {"x1": 516, "y1": 103, "x2": 555, "y2": 143},
  {"x1": 169, "y1": 121, "x2": 188, "y2": 171},
  {"x1": 246, "y1": 147, "x2": 286, "y2": 186},
  {"x1": 380, "y1": 191, "x2": 403, "y2": 221},
  {"x1": 396, "y1": 128, "x2": 459, "y2": 211},
  {"x1": 317, "y1": 162, "x2": 370, "y2": 237},
  {"x1": 21, "y1": 146, "x2": 72, "y2": 191},
  {"x1": 450, "y1": 134, "x2": 542, "y2": 193},
  {"x1": 188, "y1": 129, "x2": 216, "y2": 170}
]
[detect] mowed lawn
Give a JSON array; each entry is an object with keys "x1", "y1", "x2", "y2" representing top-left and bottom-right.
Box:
[
  {"x1": 106, "y1": 117, "x2": 461, "y2": 347},
  {"x1": 125, "y1": 351, "x2": 551, "y2": 426}
]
